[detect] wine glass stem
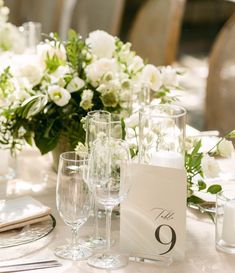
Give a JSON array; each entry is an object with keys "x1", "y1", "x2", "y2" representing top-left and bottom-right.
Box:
[
  {"x1": 105, "y1": 207, "x2": 113, "y2": 252},
  {"x1": 71, "y1": 227, "x2": 78, "y2": 249},
  {"x1": 94, "y1": 200, "x2": 100, "y2": 238}
]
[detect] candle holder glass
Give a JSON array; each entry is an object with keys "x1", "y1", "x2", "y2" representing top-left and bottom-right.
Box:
[
  {"x1": 139, "y1": 104, "x2": 186, "y2": 169},
  {"x1": 216, "y1": 190, "x2": 235, "y2": 254}
]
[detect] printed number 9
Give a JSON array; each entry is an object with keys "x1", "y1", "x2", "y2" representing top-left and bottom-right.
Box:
[{"x1": 155, "y1": 224, "x2": 176, "y2": 255}]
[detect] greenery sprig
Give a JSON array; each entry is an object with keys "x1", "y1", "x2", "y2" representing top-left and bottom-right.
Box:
[{"x1": 185, "y1": 130, "x2": 235, "y2": 206}]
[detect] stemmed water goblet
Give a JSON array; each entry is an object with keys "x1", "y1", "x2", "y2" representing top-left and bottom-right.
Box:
[
  {"x1": 88, "y1": 137, "x2": 132, "y2": 269},
  {"x1": 55, "y1": 151, "x2": 92, "y2": 260}
]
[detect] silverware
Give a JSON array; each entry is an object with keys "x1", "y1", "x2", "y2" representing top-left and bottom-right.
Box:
[{"x1": 0, "y1": 260, "x2": 62, "y2": 273}]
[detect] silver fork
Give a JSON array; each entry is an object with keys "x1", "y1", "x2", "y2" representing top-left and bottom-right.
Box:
[{"x1": 0, "y1": 260, "x2": 62, "y2": 273}]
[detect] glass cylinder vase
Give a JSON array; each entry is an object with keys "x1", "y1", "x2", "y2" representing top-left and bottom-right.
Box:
[{"x1": 138, "y1": 104, "x2": 186, "y2": 169}]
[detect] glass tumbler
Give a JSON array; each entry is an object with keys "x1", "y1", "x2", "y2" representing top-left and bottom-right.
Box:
[{"x1": 216, "y1": 190, "x2": 235, "y2": 254}]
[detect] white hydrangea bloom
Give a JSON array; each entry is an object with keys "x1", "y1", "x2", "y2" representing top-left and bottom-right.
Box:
[
  {"x1": 86, "y1": 30, "x2": 115, "y2": 59},
  {"x1": 48, "y1": 85, "x2": 71, "y2": 106}
]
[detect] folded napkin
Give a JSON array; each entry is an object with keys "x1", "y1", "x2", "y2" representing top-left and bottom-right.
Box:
[{"x1": 0, "y1": 196, "x2": 51, "y2": 232}]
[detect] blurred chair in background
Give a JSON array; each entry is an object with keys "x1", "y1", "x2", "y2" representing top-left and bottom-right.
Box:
[
  {"x1": 69, "y1": 0, "x2": 125, "y2": 38},
  {"x1": 206, "y1": 14, "x2": 235, "y2": 136},
  {"x1": 6, "y1": 0, "x2": 125, "y2": 39},
  {"x1": 128, "y1": 0, "x2": 186, "y2": 66},
  {"x1": 6, "y1": 0, "x2": 63, "y2": 34}
]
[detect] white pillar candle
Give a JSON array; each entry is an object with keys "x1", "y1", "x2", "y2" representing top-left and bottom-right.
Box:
[
  {"x1": 0, "y1": 149, "x2": 9, "y2": 176},
  {"x1": 222, "y1": 200, "x2": 235, "y2": 245},
  {"x1": 150, "y1": 151, "x2": 184, "y2": 169}
]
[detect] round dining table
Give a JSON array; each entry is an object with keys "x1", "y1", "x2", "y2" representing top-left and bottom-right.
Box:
[{"x1": 0, "y1": 146, "x2": 235, "y2": 273}]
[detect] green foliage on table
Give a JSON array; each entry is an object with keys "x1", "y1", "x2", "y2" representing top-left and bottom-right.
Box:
[{"x1": 186, "y1": 130, "x2": 235, "y2": 206}]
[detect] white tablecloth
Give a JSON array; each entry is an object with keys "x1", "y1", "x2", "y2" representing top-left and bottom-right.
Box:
[{"x1": 0, "y1": 148, "x2": 235, "y2": 273}]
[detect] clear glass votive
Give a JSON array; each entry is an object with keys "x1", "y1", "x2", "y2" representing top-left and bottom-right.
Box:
[
  {"x1": 216, "y1": 190, "x2": 235, "y2": 254},
  {"x1": 22, "y1": 21, "x2": 42, "y2": 53}
]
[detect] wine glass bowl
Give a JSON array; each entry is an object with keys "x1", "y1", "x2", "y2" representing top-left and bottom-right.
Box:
[{"x1": 55, "y1": 152, "x2": 92, "y2": 260}]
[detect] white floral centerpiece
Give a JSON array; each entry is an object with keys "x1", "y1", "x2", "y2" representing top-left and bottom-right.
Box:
[
  {"x1": 0, "y1": 28, "x2": 180, "y2": 155},
  {"x1": 0, "y1": 0, "x2": 25, "y2": 53}
]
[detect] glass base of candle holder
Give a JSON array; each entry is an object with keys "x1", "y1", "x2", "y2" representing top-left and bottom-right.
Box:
[
  {"x1": 87, "y1": 252, "x2": 129, "y2": 269},
  {"x1": 80, "y1": 235, "x2": 115, "y2": 250},
  {"x1": 216, "y1": 239, "x2": 235, "y2": 254},
  {"x1": 80, "y1": 235, "x2": 107, "y2": 249}
]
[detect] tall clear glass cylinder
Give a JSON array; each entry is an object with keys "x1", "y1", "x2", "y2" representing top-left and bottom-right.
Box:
[{"x1": 139, "y1": 104, "x2": 186, "y2": 169}]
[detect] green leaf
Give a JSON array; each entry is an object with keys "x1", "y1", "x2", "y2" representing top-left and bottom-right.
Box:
[
  {"x1": 207, "y1": 184, "x2": 222, "y2": 194},
  {"x1": 187, "y1": 195, "x2": 205, "y2": 204},
  {"x1": 34, "y1": 132, "x2": 60, "y2": 155},
  {"x1": 45, "y1": 53, "x2": 64, "y2": 73},
  {"x1": 17, "y1": 95, "x2": 47, "y2": 119},
  {"x1": 121, "y1": 117, "x2": 126, "y2": 141},
  {"x1": 198, "y1": 180, "x2": 206, "y2": 191},
  {"x1": 226, "y1": 130, "x2": 235, "y2": 139}
]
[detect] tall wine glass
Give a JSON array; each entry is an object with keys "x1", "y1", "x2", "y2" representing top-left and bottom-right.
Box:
[
  {"x1": 55, "y1": 152, "x2": 92, "y2": 260},
  {"x1": 88, "y1": 138, "x2": 132, "y2": 269},
  {"x1": 84, "y1": 110, "x2": 111, "y2": 249}
]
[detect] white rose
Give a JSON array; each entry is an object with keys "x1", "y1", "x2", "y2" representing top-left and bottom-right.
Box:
[
  {"x1": 140, "y1": 64, "x2": 162, "y2": 91},
  {"x1": 217, "y1": 139, "x2": 234, "y2": 158},
  {"x1": 48, "y1": 85, "x2": 71, "y2": 106},
  {"x1": 17, "y1": 63, "x2": 43, "y2": 87},
  {"x1": 201, "y1": 154, "x2": 220, "y2": 178},
  {"x1": 67, "y1": 76, "x2": 85, "y2": 92},
  {"x1": 161, "y1": 66, "x2": 179, "y2": 87},
  {"x1": 86, "y1": 30, "x2": 115, "y2": 59},
  {"x1": 85, "y1": 58, "x2": 117, "y2": 87},
  {"x1": 80, "y1": 89, "x2": 93, "y2": 110}
]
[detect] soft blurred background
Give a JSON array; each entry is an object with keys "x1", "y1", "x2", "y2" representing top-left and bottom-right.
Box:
[{"x1": 4, "y1": 0, "x2": 235, "y2": 132}]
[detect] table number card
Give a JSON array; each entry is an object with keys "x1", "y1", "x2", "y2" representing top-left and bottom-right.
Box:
[{"x1": 120, "y1": 163, "x2": 187, "y2": 261}]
